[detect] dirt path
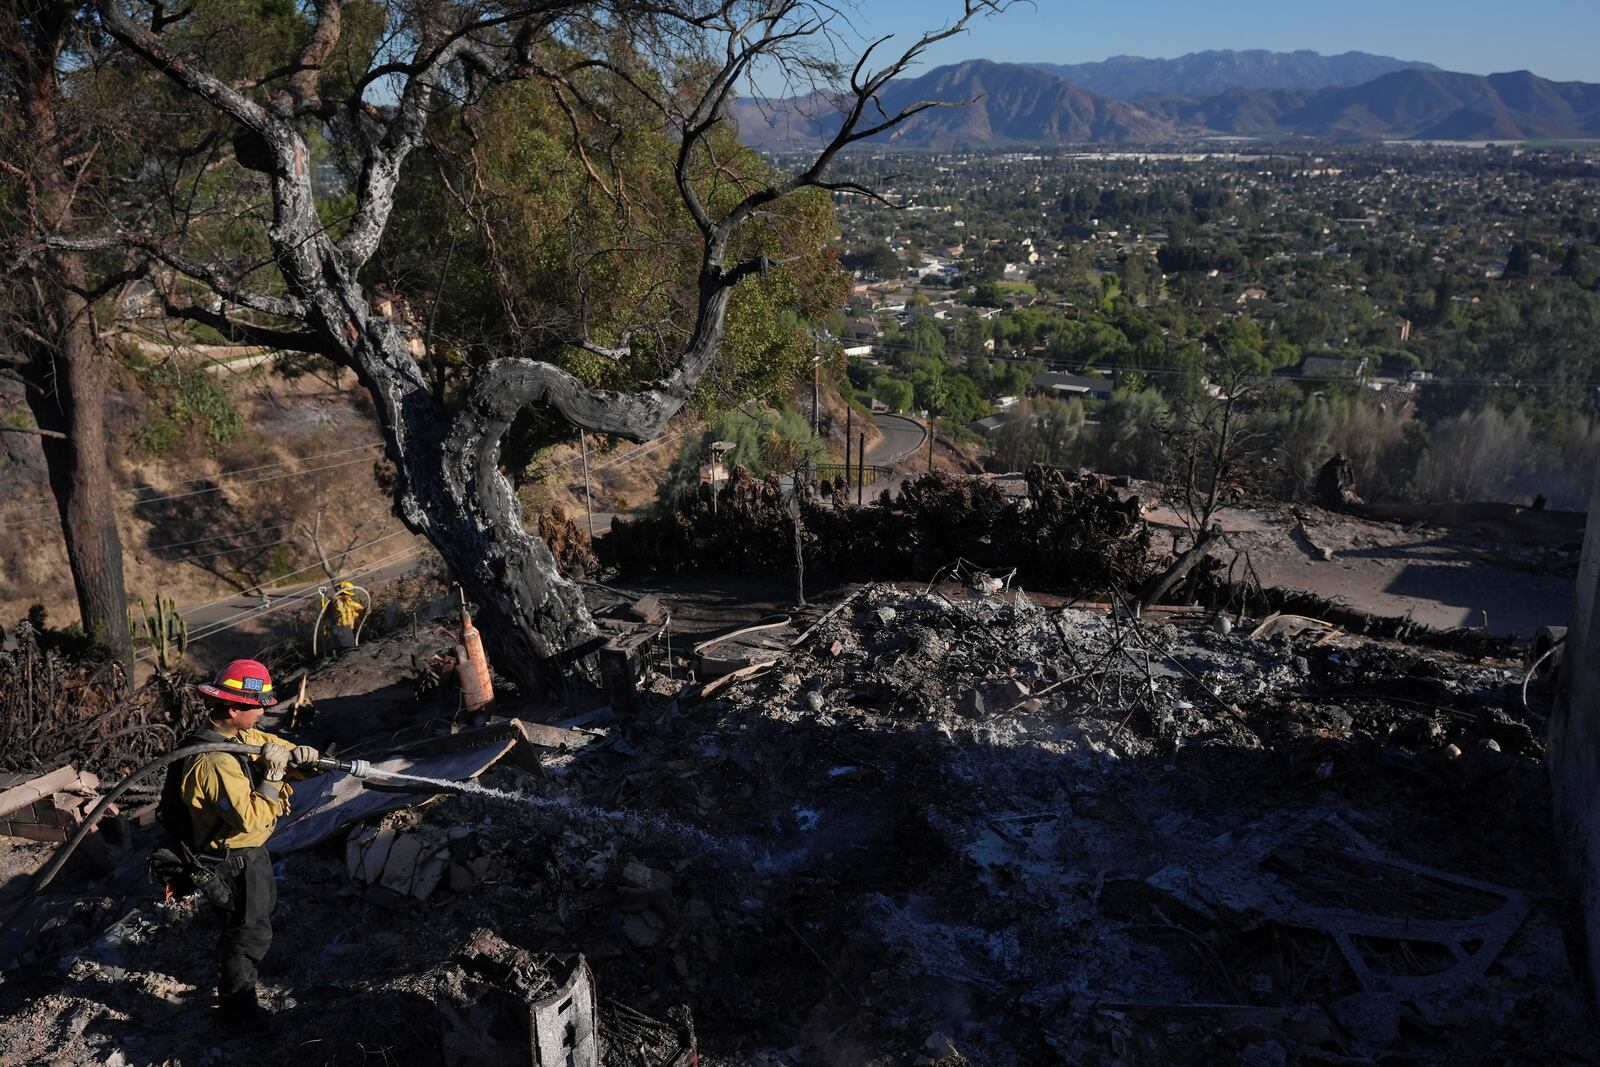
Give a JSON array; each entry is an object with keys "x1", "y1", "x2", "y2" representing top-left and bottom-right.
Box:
[{"x1": 1142, "y1": 503, "x2": 1573, "y2": 637}]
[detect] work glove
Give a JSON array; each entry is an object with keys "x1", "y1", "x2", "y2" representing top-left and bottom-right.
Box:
[
  {"x1": 259, "y1": 744, "x2": 291, "y2": 783},
  {"x1": 290, "y1": 745, "x2": 321, "y2": 768}
]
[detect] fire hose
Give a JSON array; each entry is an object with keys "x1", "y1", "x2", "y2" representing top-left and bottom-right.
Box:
[{"x1": 0, "y1": 743, "x2": 369, "y2": 939}]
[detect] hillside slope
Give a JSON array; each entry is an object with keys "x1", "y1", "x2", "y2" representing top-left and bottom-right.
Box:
[{"x1": 1029, "y1": 49, "x2": 1438, "y2": 98}]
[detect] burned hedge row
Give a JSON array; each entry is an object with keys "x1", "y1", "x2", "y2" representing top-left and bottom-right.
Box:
[{"x1": 600, "y1": 465, "x2": 1150, "y2": 595}]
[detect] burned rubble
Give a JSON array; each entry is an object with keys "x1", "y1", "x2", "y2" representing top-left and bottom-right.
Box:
[{"x1": 0, "y1": 574, "x2": 1592, "y2": 1065}]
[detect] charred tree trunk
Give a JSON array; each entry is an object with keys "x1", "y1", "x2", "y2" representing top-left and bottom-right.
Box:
[
  {"x1": 788, "y1": 481, "x2": 805, "y2": 608},
  {"x1": 1137, "y1": 525, "x2": 1219, "y2": 611}
]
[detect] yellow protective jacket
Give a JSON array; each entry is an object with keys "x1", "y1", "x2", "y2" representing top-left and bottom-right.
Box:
[
  {"x1": 175, "y1": 728, "x2": 295, "y2": 850},
  {"x1": 331, "y1": 594, "x2": 364, "y2": 629}
]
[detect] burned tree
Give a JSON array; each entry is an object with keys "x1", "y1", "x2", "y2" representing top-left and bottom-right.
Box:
[
  {"x1": 49, "y1": 0, "x2": 1006, "y2": 690},
  {"x1": 1141, "y1": 345, "x2": 1278, "y2": 610}
]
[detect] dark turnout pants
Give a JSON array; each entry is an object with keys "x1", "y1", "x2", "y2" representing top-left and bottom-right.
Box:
[{"x1": 215, "y1": 846, "x2": 276, "y2": 1002}]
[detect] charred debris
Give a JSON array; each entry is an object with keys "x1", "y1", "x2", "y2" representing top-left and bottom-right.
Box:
[{"x1": 0, "y1": 467, "x2": 1592, "y2": 1065}]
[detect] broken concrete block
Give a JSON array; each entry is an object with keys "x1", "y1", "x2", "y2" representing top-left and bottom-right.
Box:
[
  {"x1": 0, "y1": 765, "x2": 79, "y2": 821},
  {"x1": 874, "y1": 606, "x2": 897, "y2": 626},
  {"x1": 624, "y1": 594, "x2": 665, "y2": 623},
  {"x1": 378, "y1": 833, "x2": 426, "y2": 895},
  {"x1": 411, "y1": 849, "x2": 449, "y2": 902},
  {"x1": 622, "y1": 910, "x2": 669, "y2": 948},
  {"x1": 347, "y1": 826, "x2": 397, "y2": 884},
  {"x1": 440, "y1": 933, "x2": 602, "y2": 1067}
]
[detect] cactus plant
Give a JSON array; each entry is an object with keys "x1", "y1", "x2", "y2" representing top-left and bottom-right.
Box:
[{"x1": 130, "y1": 594, "x2": 188, "y2": 672}]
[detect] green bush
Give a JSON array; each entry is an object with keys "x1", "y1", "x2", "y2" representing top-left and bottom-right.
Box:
[{"x1": 135, "y1": 362, "x2": 245, "y2": 457}]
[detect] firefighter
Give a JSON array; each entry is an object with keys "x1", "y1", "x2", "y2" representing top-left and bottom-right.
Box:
[
  {"x1": 328, "y1": 580, "x2": 364, "y2": 653},
  {"x1": 157, "y1": 659, "x2": 317, "y2": 1033}
]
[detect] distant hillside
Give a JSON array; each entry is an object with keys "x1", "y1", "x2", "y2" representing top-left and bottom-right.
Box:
[
  {"x1": 1142, "y1": 69, "x2": 1600, "y2": 140},
  {"x1": 1030, "y1": 50, "x2": 1439, "y2": 98},
  {"x1": 734, "y1": 62, "x2": 1600, "y2": 147},
  {"x1": 729, "y1": 60, "x2": 1171, "y2": 149}
]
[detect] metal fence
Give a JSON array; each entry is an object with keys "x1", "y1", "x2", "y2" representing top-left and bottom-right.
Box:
[{"x1": 810, "y1": 463, "x2": 892, "y2": 487}]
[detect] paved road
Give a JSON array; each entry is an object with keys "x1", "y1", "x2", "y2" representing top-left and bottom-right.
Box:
[
  {"x1": 170, "y1": 543, "x2": 422, "y2": 645},
  {"x1": 868, "y1": 413, "x2": 927, "y2": 466}
]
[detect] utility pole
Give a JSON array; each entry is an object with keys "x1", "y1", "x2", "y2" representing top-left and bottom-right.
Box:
[
  {"x1": 927, "y1": 415, "x2": 936, "y2": 474},
  {"x1": 579, "y1": 429, "x2": 595, "y2": 539},
  {"x1": 844, "y1": 405, "x2": 852, "y2": 488},
  {"x1": 857, "y1": 433, "x2": 866, "y2": 506},
  {"x1": 812, "y1": 356, "x2": 820, "y2": 435}
]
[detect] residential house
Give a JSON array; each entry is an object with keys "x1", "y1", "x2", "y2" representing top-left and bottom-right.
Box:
[
  {"x1": 1298, "y1": 355, "x2": 1369, "y2": 380},
  {"x1": 1030, "y1": 371, "x2": 1114, "y2": 401}
]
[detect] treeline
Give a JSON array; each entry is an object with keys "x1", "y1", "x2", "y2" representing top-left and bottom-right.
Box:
[{"x1": 993, "y1": 387, "x2": 1600, "y2": 511}]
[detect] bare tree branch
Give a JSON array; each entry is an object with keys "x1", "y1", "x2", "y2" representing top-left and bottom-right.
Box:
[
  {"x1": 0, "y1": 424, "x2": 69, "y2": 440},
  {"x1": 31, "y1": 234, "x2": 305, "y2": 318}
]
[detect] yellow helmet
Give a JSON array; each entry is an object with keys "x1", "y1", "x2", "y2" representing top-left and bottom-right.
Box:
[{"x1": 337, "y1": 581, "x2": 355, "y2": 594}]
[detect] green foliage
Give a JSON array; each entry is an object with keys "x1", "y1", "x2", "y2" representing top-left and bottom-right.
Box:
[
  {"x1": 655, "y1": 407, "x2": 824, "y2": 510},
  {"x1": 992, "y1": 397, "x2": 1085, "y2": 470},
  {"x1": 967, "y1": 282, "x2": 1005, "y2": 308},
  {"x1": 374, "y1": 62, "x2": 847, "y2": 462},
  {"x1": 873, "y1": 378, "x2": 914, "y2": 413},
  {"x1": 132, "y1": 362, "x2": 244, "y2": 458},
  {"x1": 1087, "y1": 388, "x2": 1171, "y2": 477}
]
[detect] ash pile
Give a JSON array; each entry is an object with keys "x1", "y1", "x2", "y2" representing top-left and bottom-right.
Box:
[
  {"x1": 569, "y1": 582, "x2": 1588, "y2": 1063},
  {"x1": 1, "y1": 581, "x2": 1592, "y2": 1065}
]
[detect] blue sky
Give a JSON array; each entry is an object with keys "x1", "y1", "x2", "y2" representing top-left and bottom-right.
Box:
[{"x1": 812, "y1": 0, "x2": 1600, "y2": 83}]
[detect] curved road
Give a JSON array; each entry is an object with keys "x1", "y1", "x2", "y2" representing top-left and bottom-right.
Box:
[
  {"x1": 868, "y1": 413, "x2": 927, "y2": 466},
  {"x1": 157, "y1": 542, "x2": 423, "y2": 653}
]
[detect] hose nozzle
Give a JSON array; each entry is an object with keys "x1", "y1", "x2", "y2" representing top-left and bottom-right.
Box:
[{"x1": 310, "y1": 755, "x2": 371, "y2": 779}]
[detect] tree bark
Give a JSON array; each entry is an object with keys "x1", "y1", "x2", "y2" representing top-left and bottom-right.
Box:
[
  {"x1": 22, "y1": 285, "x2": 131, "y2": 672},
  {"x1": 10, "y1": 5, "x2": 132, "y2": 673},
  {"x1": 87, "y1": 0, "x2": 1006, "y2": 693}
]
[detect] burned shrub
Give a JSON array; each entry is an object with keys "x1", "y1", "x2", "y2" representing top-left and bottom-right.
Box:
[{"x1": 601, "y1": 465, "x2": 1149, "y2": 596}]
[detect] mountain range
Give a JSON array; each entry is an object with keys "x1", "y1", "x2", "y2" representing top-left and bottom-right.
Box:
[
  {"x1": 730, "y1": 54, "x2": 1600, "y2": 148},
  {"x1": 1029, "y1": 49, "x2": 1438, "y2": 98}
]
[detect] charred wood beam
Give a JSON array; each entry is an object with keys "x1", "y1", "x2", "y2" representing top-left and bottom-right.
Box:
[{"x1": 1138, "y1": 526, "x2": 1220, "y2": 612}]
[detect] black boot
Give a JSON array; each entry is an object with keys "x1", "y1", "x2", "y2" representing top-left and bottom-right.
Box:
[{"x1": 218, "y1": 987, "x2": 271, "y2": 1036}]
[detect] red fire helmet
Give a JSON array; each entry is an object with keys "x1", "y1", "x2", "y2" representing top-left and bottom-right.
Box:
[{"x1": 196, "y1": 658, "x2": 278, "y2": 707}]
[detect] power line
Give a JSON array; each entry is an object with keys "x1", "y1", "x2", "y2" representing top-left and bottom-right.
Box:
[
  {"x1": 161, "y1": 528, "x2": 411, "y2": 623},
  {"x1": 144, "y1": 545, "x2": 420, "y2": 658},
  {"x1": 159, "y1": 534, "x2": 298, "y2": 566},
  {"x1": 144, "y1": 523, "x2": 292, "y2": 554},
  {"x1": 0, "y1": 442, "x2": 385, "y2": 528}
]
